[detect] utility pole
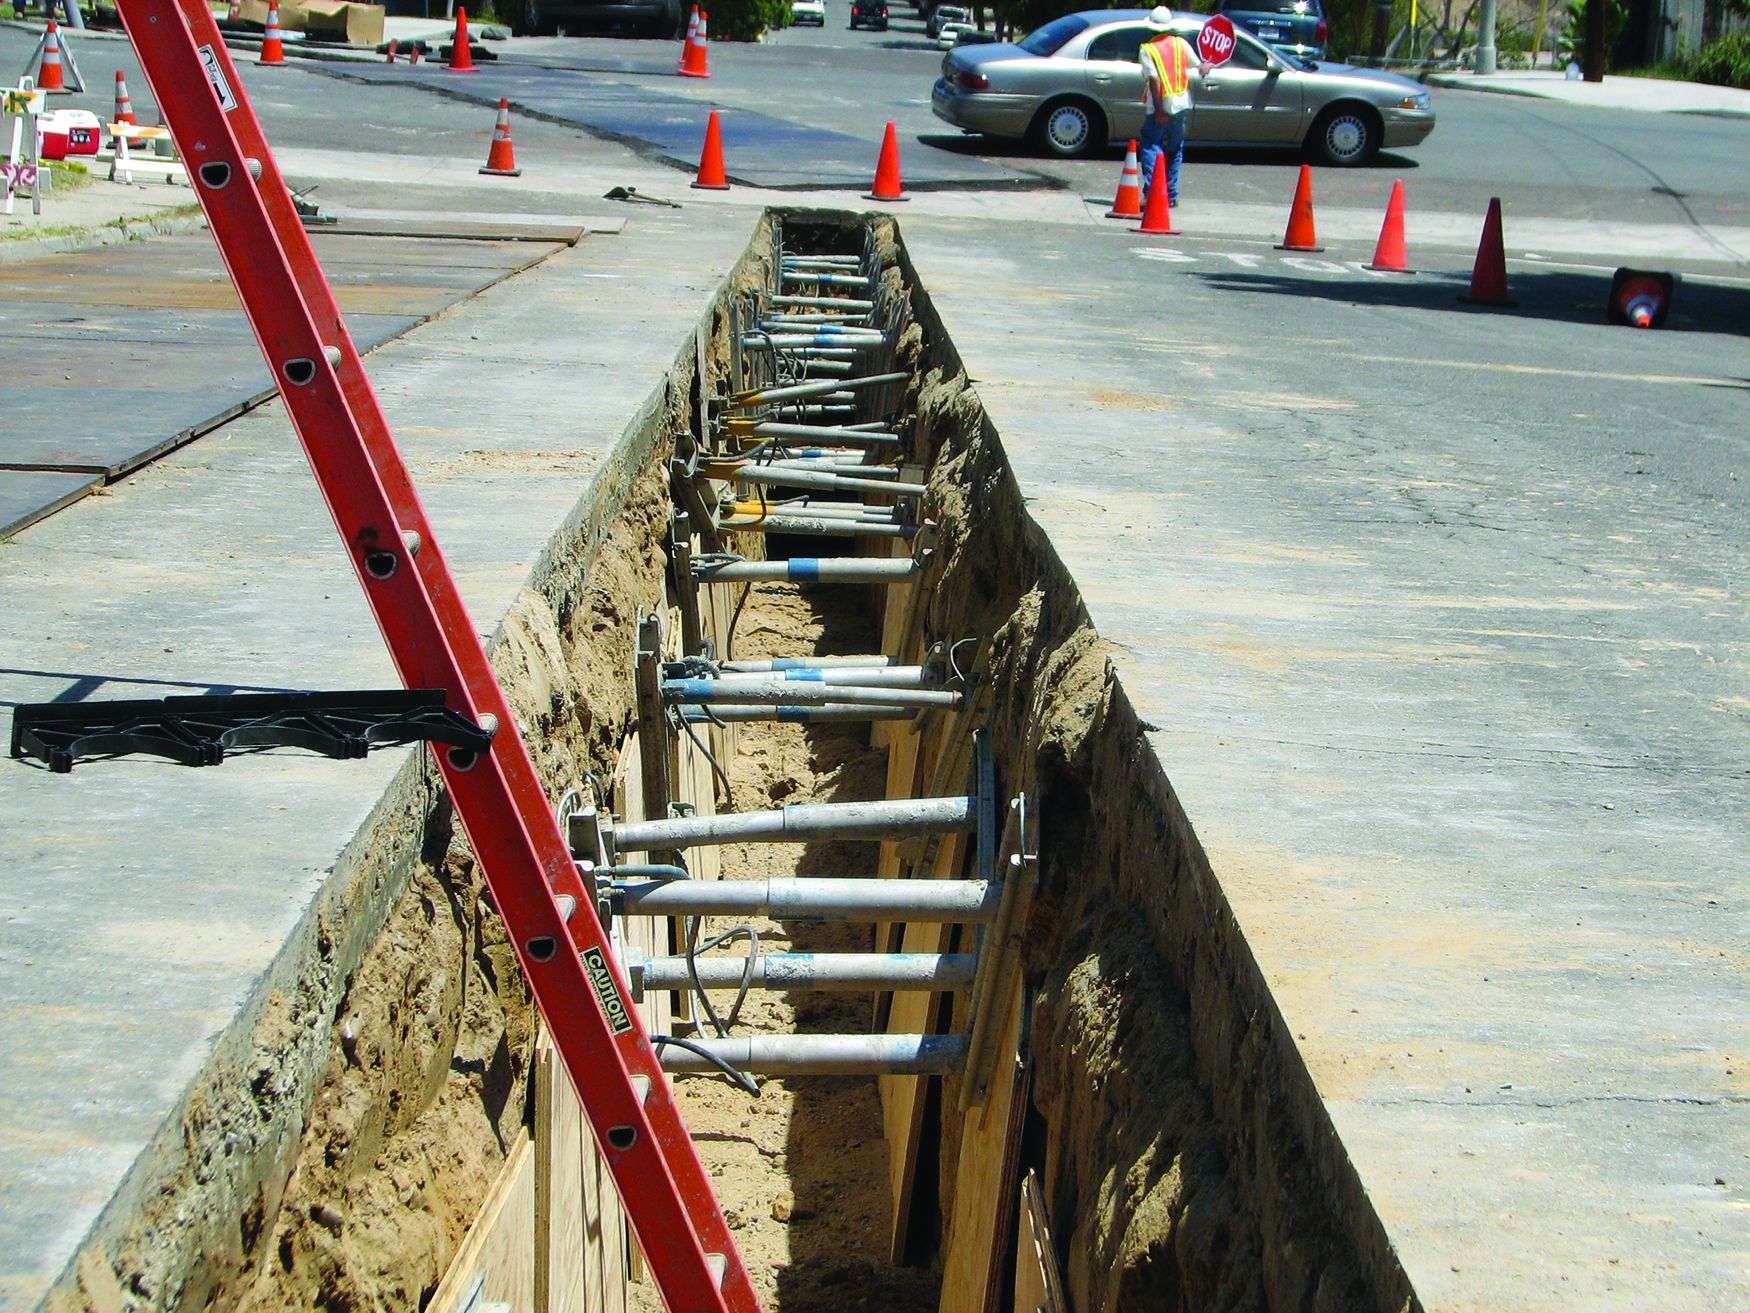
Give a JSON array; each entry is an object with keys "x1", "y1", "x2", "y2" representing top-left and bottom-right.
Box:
[
  {"x1": 1369, "y1": 0, "x2": 1392, "y2": 59},
  {"x1": 1583, "y1": 0, "x2": 1606, "y2": 80},
  {"x1": 1476, "y1": 0, "x2": 1498, "y2": 72}
]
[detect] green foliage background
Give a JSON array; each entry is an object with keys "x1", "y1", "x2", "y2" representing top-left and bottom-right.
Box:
[{"x1": 712, "y1": 0, "x2": 795, "y2": 37}]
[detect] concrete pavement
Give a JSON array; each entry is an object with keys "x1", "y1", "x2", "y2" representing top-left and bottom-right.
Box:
[{"x1": 1424, "y1": 67, "x2": 1750, "y2": 116}]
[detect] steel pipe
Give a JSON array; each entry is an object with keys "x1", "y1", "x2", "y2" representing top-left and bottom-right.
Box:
[
  {"x1": 606, "y1": 794, "x2": 975, "y2": 852},
  {"x1": 674, "y1": 703, "x2": 916, "y2": 723},
  {"x1": 731, "y1": 372, "x2": 908, "y2": 407},
  {"x1": 657, "y1": 1033, "x2": 967, "y2": 1076},
  {"x1": 693, "y1": 557, "x2": 920, "y2": 583},
  {"x1": 632, "y1": 951, "x2": 975, "y2": 994},
  {"x1": 735, "y1": 466, "x2": 925, "y2": 497},
  {"x1": 613, "y1": 876, "x2": 997, "y2": 922},
  {"x1": 662, "y1": 680, "x2": 959, "y2": 709}
]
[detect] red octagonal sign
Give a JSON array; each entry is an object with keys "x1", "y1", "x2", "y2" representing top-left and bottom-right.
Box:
[{"x1": 1198, "y1": 13, "x2": 1237, "y2": 64}]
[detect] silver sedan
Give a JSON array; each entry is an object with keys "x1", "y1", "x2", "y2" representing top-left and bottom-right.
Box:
[{"x1": 930, "y1": 8, "x2": 1435, "y2": 165}]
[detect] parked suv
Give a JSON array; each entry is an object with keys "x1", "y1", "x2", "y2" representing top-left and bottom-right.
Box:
[
  {"x1": 925, "y1": 2, "x2": 966, "y2": 36},
  {"x1": 850, "y1": 0, "x2": 888, "y2": 29},
  {"x1": 1215, "y1": 0, "x2": 1326, "y2": 59}
]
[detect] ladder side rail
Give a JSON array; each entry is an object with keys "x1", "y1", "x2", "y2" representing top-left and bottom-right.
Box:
[{"x1": 112, "y1": 9, "x2": 755, "y2": 1311}]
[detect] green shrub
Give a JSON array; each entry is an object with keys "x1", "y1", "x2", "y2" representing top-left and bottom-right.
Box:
[
  {"x1": 1686, "y1": 30, "x2": 1750, "y2": 88},
  {"x1": 709, "y1": 0, "x2": 789, "y2": 39}
]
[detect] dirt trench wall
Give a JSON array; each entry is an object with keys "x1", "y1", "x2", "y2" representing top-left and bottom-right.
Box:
[
  {"x1": 873, "y1": 223, "x2": 1415, "y2": 1313},
  {"x1": 47, "y1": 215, "x2": 780, "y2": 1313}
]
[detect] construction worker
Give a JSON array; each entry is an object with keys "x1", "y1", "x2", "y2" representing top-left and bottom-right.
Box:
[{"x1": 1138, "y1": 6, "x2": 1210, "y2": 208}]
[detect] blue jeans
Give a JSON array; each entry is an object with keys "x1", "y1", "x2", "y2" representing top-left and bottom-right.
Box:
[{"x1": 1138, "y1": 109, "x2": 1187, "y2": 204}]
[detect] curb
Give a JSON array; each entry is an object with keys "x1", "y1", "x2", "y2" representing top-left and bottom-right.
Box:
[{"x1": 0, "y1": 210, "x2": 208, "y2": 264}]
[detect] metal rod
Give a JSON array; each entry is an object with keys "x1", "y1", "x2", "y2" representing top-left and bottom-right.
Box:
[
  {"x1": 781, "y1": 272, "x2": 875, "y2": 288},
  {"x1": 731, "y1": 372, "x2": 908, "y2": 407},
  {"x1": 719, "y1": 655, "x2": 896, "y2": 672},
  {"x1": 735, "y1": 466, "x2": 925, "y2": 497},
  {"x1": 658, "y1": 1034, "x2": 967, "y2": 1076},
  {"x1": 674, "y1": 703, "x2": 916, "y2": 723},
  {"x1": 770, "y1": 294, "x2": 875, "y2": 311},
  {"x1": 693, "y1": 557, "x2": 919, "y2": 583},
  {"x1": 725, "y1": 501, "x2": 902, "y2": 521},
  {"x1": 663, "y1": 680, "x2": 960, "y2": 710},
  {"x1": 613, "y1": 876, "x2": 997, "y2": 922},
  {"x1": 633, "y1": 952, "x2": 975, "y2": 994},
  {"x1": 726, "y1": 421, "x2": 899, "y2": 445},
  {"x1": 605, "y1": 794, "x2": 975, "y2": 852},
  {"x1": 721, "y1": 516, "x2": 916, "y2": 539},
  {"x1": 763, "y1": 460, "x2": 901, "y2": 477}
]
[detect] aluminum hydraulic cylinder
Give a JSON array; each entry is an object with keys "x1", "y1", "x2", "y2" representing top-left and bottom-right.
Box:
[
  {"x1": 605, "y1": 794, "x2": 976, "y2": 853},
  {"x1": 657, "y1": 1033, "x2": 968, "y2": 1076},
  {"x1": 631, "y1": 951, "x2": 976, "y2": 994},
  {"x1": 693, "y1": 557, "x2": 920, "y2": 584},
  {"x1": 731, "y1": 372, "x2": 907, "y2": 407},
  {"x1": 734, "y1": 466, "x2": 925, "y2": 497},
  {"x1": 725, "y1": 422, "x2": 898, "y2": 446},
  {"x1": 613, "y1": 876, "x2": 997, "y2": 922},
  {"x1": 706, "y1": 665, "x2": 933, "y2": 689},
  {"x1": 780, "y1": 271, "x2": 875, "y2": 288},
  {"x1": 662, "y1": 680, "x2": 960, "y2": 710},
  {"x1": 719, "y1": 655, "x2": 895, "y2": 672},
  {"x1": 770, "y1": 294, "x2": 875, "y2": 312},
  {"x1": 674, "y1": 703, "x2": 916, "y2": 723},
  {"x1": 720, "y1": 515, "x2": 915, "y2": 539}
]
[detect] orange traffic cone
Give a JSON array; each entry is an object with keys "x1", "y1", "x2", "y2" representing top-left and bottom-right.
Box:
[
  {"x1": 259, "y1": 1, "x2": 286, "y2": 64},
  {"x1": 1607, "y1": 268, "x2": 1673, "y2": 328},
  {"x1": 1365, "y1": 179, "x2": 1411, "y2": 273},
  {"x1": 1459, "y1": 197, "x2": 1515, "y2": 307},
  {"x1": 448, "y1": 5, "x2": 477, "y2": 71},
  {"x1": 1106, "y1": 139, "x2": 1142, "y2": 219},
  {"x1": 693, "y1": 110, "x2": 729, "y2": 190},
  {"x1": 864, "y1": 120, "x2": 908, "y2": 202},
  {"x1": 37, "y1": 21, "x2": 66, "y2": 92},
  {"x1": 385, "y1": 38, "x2": 399, "y2": 61},
  {"x1": 113, "y1": 70, "x2": 136, "y2": 125},
  {"x1": 1275, "y1": 164, "x2": 1323, "y2": 251},
  {"x1": 409, "y1": 41, "x2": 422, "y2": 62},
  {"x1": 1136, "y1": 154, "x2": 1176, "y2": 234},
  {"x1": 679, "y1": 9, "x2": 710, "y2": 76},
  {"x1": 480, "y1": 97, "x2": 521, "y2": 176},
  {"x1": 677, "y1": 5, "x2": 699, "y2": 72},
  {"x1": 227, "y1": 0, "x2": 241, "y2": 19}
]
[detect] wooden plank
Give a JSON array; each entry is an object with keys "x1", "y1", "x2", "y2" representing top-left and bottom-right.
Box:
[
  {"x1": 939, "y1": 981, "x2": 1029, "y2": 1313},
  {"x1": 1013, "y1": 1171, "x2": 1067, "y2": 1313},
  {"x1": 537, "y1": 1032, "x2": 630, "y2": 1313},
  {"x1": 426, "y1": 1132, "x2": 537, "y2": 1313}
]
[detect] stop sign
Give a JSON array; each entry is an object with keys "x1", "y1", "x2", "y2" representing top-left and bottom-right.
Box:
[{"x1": 1198, "y1": 13, "x2": 1236, "y2": 64}]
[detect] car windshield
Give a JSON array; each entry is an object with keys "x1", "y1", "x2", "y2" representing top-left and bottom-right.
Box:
[{"x1": 1017, "y1": 13, "x2": 1088, "y2": 54}]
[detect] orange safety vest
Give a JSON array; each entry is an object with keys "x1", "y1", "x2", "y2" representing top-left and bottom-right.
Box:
[{"x1": 1140, "y1": 34, "x2": 1190, "y2": 103}]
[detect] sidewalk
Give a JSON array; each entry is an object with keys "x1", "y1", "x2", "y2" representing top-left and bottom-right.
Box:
[{"x1": 1426, "y1": 66, "x2": 1750, "y2": 115}]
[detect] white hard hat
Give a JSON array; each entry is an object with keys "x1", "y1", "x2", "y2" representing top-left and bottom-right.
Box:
[{"x1": 1146, "y1": 5, "x2": 1173, "y2": 27}]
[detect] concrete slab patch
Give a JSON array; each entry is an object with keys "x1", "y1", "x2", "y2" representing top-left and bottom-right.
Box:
[{"x1": 0, "y1": 471, "x2": 101, "y2": 537}]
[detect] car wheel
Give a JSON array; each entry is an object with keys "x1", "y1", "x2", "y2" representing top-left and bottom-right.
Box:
[
  {"x1": 1030, "y1": 97, "x2": 1104, "y2": 159},
  {"x1": 510, "y1": 0, "x2": 540, "y2": 35},
  {"x1": 1310, "y1": 104, "x2": 1380, "y2": 166}
]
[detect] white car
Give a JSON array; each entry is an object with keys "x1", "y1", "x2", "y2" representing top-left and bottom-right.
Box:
[
  {"x1": 937, "y1": 19, "x2": 973, "y2": 46},
  {"x1": 791, "y1": 0, "x2": 825, "y2": 24}
]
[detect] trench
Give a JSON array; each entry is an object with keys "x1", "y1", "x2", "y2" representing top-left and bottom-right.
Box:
[{"x1": 71, "y1": 211, "x2": 1409, "y2": 1313}]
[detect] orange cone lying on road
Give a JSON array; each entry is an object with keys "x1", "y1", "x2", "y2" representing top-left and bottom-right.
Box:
[
  {"x1": 1106, "y1": 139, "x2": 1142, "y2": 219},
  {"x1": 37, "y1": 20, "x2": 66, "y2": 91},
  {"x1": 1275, "y1": 163, "x2": 1323, "y2": 251},
  {"x1": 113, "y1": 70, "x2": 135, "y2": 124},
  {"x1": 1136, "y1": 154, "x2": 1176, "y2": 235},
  {"x1": 480, "y1": 97, "x2": 521, "y2": 176},
  {"x1": 1459, "y1": 196, "x2": 1515, "y2": 307},
  {"x1": 864, "y1": 120, "x2": 908, "y2": 202},
  {"x1": 259, "y1": 1, "x2": 285, "y2": 64},
  {"x1": 1607, "y1": 268, "x2": 1674, "y2": 328},
  {"x1": 678, "y1": 9, "x2": 710, "y2": 77},
  {"x1": 448, "y1": 5, "x2": 477, "y2": 71},
  {"x1": 677, "y1": 6, "x2": 699, "y2": 72},
  {"x1": 1366, "y1": 179, "x2": 1411, "y2": 273},
  {"x1": 693, "y1": 110, "x2": 729, "y2": 190}
]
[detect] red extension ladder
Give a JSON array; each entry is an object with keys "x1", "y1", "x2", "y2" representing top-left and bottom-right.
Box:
[{"x1": 113, "y1": 4, "x2": 760, "y2": 1310}]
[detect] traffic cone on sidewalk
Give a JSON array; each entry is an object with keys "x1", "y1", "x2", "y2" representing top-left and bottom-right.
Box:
[
  {"x1": 112, "y1": 70, "x2": 135, "y2": 125},
  {"x1": 409, "y1": 41, "x2": 422, "y2": 62},
  {"x1": 864, "y1": 121, "x2": 908, "y2": 202},
  {"x1": 1105, "y1": 140, "x2": 1142, "y2": 219},
  {"x1": 36, "y1": 21, "x2": 66, "y2": 92},
  {"x1": 227, "y1": 0, "x2": 241, "y2": 20},
  {"x1": 385, "y1": 38, "x2": 399, "y2": 62},
  {"x1": 693, "y1": 110, "x2": 729, "y2": 190},
  {"x1": 1275, "y1": 163, "x2": 1323, "y2": 251},
  {"x1": 1459, "y1": 196, "x2": 1515, "y2": 307},
  {"x1": 1365, "y1": 179, "x2": 1411, "y2": 273},
  {"x1": 480, "y1": 97, "x2": 521, "y2": 176},
  {"x1": 677, "y1": 6, "x2": 699, "y2": 72},
  {"x1": 447, "y1": 5, "x2": 477, "y2": 71},
  {"x1": 1136, "y1": 154, "x2": 1176, "y2": 235},
  {"x1": 259, "y1": 1, "x2": 286, "y2": 64},
  {"x1": 678, "y1": 9, "x2": 710, "y2": 76}
]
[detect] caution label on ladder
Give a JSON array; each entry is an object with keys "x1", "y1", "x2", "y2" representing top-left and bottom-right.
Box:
[
  {"x1": 583, "y1": 946, "x2": 635, "y2": 1034},
  {"x1": 197, "y1": 45, "x2": 237, "y2": 111}
]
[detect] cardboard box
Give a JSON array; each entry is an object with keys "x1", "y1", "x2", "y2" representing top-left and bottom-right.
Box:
[{"x1": 234, "y1": 0, "x2": 386, "y2": 47}]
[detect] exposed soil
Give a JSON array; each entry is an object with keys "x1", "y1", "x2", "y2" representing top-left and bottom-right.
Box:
[{"x1": 648, "y1": 574, "x2": 941, "y2": 1313}]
